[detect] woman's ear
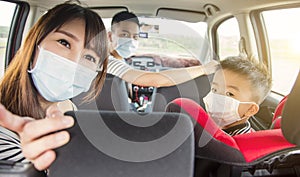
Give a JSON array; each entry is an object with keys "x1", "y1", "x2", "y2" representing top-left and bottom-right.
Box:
[{"x1": 245, "y1": 103, "x2": 259, "y2": 117}]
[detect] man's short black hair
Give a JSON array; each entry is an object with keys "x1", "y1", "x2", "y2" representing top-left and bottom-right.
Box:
[{"x1": 111, "y1": 11, "x2": 139, "y2": 27}]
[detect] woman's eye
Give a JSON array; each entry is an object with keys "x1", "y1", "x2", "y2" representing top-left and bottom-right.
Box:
[
  {"x1": 83, "y1": 55, "x2": 96, "y2": 63},
  {"x1": 57, "y1": 39, "x2": 70, "y2": 49},
  {"x1": 211, "y1": 88, "x2": 217, "y2": 93},
  {"x1": 226, "y1": 92, "x2": 234, "y2": 97}
]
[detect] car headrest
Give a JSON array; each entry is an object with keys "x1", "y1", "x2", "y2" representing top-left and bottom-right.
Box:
[
  {"x1": 282, "y1": 71, "x2": 300, "y2": 145},
  {"x1": 49, "y1": 110, "x2": 195, "y2": 177},
  {"x1": 72, "y1": 73, "x2": 130, "y2": 111}
]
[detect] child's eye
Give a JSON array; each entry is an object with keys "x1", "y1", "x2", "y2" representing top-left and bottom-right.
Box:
[
  {"x1": 83, "y1": 54, "x2": 96, "y2": 63},
  {"x1": 57, "y1": 39, "x2": 70, "y2": 49},
  {"x1": 211, "y1": 88, "x2": 217, "y2": 93},
  {"x1": 226, "y1": 92, "x2": 234, "y2": 97}
]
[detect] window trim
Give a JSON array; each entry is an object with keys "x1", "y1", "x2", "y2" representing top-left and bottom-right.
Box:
[
  {"x1": 251, "y1": 3, "x2": 300, "y2": 95},
  {"x1": 211, "y1": 16, "x2": 237, "y2": 60},
  {"x1": 3, "y1": 0, "x2": 30, "y2": 68},
  {"x1": 250, "y1": 3, "x2": 300, "y2": 79}
]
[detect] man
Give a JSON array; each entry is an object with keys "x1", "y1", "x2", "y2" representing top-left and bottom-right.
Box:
[
  {"x1": 101, "y1": 11, "x2": 218, "y2": 112},
  {"x1": 106, "y1": 11, "x2": 140, "y2": 107},
  {"x1": 106, "y1": 11, "x2": 217, "y2": 87},
  {"x1": 108, "y1": 11, "x2": 140, "y2": 60}
]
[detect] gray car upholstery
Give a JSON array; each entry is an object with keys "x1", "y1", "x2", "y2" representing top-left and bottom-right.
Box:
[{"x1": 73, "y1": 73, "x2": 130, "y2": 111}]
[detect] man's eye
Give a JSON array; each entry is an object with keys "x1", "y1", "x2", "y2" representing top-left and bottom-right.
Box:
[
  {"x1": 120, "y1": 33, "x2": 130, "y2": 38},
  {"x1": 57, "y1": 39, "x2": 70, "y2": 49},
  {"x1": 211, "y1": 88, "x2": 217, "y2": 93},
  {"x1": 133, "y1": 35, "x2": 139, "y2": 40},
  {"x1": 83, "y1": 55, "x2": 96, "y2": 63},
  {"x1": 226, "y1": 92, "x2": 234, "y2": 97}
]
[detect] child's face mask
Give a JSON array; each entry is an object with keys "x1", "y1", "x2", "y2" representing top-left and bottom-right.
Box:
[
  {"x1": 28, "y1": 47, "x2": 98, "y2": 102},
  {"x1": 203, "y1": 92, "x2": 256, "y2": 128},
  {"x1": 115, "y1": 37, "x2": 139, "y2": 58}
]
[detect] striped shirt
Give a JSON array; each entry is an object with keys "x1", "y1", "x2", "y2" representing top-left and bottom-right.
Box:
[
  {"x1": 0, "y1": 126, "x2": 28, "y2": 162},
  {"x1": 223, "y1": 121, "x2": 252, "y2": 136},
  {"x1": 107, "y1": 56, "x2": 131, "y2": 78}
]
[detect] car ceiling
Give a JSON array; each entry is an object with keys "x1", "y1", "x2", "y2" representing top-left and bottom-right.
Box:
[{"x1": 24, "y1": 0, "x2": 300, "y2": 22}]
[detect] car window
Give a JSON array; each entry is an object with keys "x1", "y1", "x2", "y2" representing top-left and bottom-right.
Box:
[
  {"x1": 217, "y1": 17, "x2": 240, "y2": 59},
  {"x1": 0, "y1": 1, "x2": 16, "y2": 78},
  {"x1": 262, "y1": 8, "x2": 300, "y2": 95}
]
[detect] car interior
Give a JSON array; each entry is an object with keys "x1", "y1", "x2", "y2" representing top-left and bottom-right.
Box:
[{"x1": 0, "y1": 0, "x2": 300, "y2": 176}]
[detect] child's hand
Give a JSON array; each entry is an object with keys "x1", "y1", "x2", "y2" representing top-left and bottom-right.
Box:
[{"x1": 0, "y1": 104, "x2": 74, "y2": 170}]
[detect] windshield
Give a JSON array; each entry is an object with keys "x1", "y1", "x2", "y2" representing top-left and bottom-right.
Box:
[{"x1": 103, "y1": 16, "x2": 211, "y2": 69}]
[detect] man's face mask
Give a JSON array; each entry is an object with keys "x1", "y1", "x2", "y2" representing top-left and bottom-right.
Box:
[
  {"x1": 28, "y1": 47, "x2": 98, "y2": 102},
  {"x1": 115, "y1": 37, "x2": 139, "y2": 58},
  {"x1": 203, "y1": 92, "x2": 257, "y2": 128}
]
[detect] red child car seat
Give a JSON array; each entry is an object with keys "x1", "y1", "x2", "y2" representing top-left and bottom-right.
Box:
[
  {"x1": 270, "y1": 96, "x2": 288, "y2": 129},
  {"x1": 166, "y1": 90, "x2": 300, "y2": 177}
]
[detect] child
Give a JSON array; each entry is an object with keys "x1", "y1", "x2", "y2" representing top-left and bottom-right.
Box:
[
  {"x1": 205, "y1": 56, "x2": 271, "y2": 135},
  {"x1": 167, "y1": 56, "x2": 272, "y2": 136}
]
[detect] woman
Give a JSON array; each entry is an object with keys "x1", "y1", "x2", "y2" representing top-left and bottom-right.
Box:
[{"x1": 0, "y1": 3, "x2": 108, "y2": 170}]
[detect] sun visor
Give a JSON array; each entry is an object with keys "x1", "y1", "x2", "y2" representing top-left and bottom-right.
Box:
[
  {"x1": 89, "y1": 6, "x2": 128, "y2": 18},
  {"x1": 156, "y1": 8, "x2": 207, "y2": 22}
]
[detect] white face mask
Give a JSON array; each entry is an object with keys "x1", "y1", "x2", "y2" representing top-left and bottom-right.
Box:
[
  {"x1": 203, "y1": 92, "x2": 255, "y2": 128},
  {"x1": 28, "y1": 47, "x2": 98, "y2": 102},
  {"x1": 115, "y1": 37, "x2": 138, "y2": 58}
]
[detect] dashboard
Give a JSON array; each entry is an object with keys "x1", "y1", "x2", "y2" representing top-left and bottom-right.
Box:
[
  {"x1": 126, "y1": 56, "x2": 166, "y2": 71},
  {"x1": 125, "y1": 54, "x2": 201, "y2": 112},
  {"x1": 126, "y1": 56, "x2": 160, "y2": 112}
]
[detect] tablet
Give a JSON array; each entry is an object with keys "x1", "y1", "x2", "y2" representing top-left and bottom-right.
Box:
[{"x1": 48, "y1": 110, "x2": 194, "y2": 177}]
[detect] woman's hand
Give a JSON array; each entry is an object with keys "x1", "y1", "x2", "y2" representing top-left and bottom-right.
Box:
[{"x1": 0, "y1": 103, "x2": 74, "y2": 170}]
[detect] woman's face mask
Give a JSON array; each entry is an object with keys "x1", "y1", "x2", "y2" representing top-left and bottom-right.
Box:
[
  {"x1": 203, "y1": 92, "x2": 257, "y2": 128},
  {"x1": 28, "y1": 47, "x2": 98, "y2": 102},
  {"x1": 115, "y1": 37, "x2": 139, "y2": 58}
]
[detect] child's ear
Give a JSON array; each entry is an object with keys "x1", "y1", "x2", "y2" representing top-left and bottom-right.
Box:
[{"x1": 245, "y1": 103, "x2": 259, "y2": 117}]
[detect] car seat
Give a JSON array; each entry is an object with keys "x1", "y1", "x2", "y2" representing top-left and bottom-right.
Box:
[
  {"x1": 49, "y1": 111, "x2": 195, "y2": 177},
  {"x1": 72, "y1": 73, "x2": 130, "y2": 111},
  {"x1": 270, "y1": 96, "x2": 288, "y2": 129},
  {"x1": 166, "y1": 94, "x2": 300, "y2": 177},
  {"x1": 151, "y1": 74, "x2": 211, "y2": 112}
]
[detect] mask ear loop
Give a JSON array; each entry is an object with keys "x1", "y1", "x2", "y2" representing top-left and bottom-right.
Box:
[
  {"x1": 240, "y1": 102, "x2": 259, "y2": 119},
  {"x1": 29, "y1": 58, "x2": 33, "y2": 70},
  {"x1": 229, "y1": 105, "x2": 252, "y2": 129},
  {"x1": 96, "y1": 65, "x2": 103, "y2": 72},
  {"x1": 96, "y1": 54, "x2": 109, "y2": 72},
  {"x1": 29, "y1": 45, "x2": 39, "y2": 70}
]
